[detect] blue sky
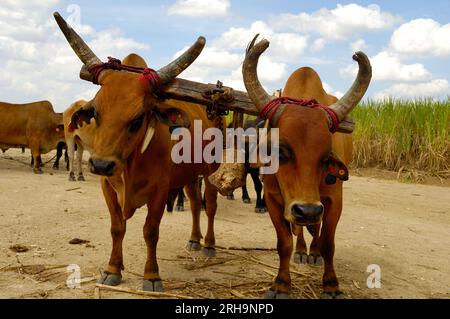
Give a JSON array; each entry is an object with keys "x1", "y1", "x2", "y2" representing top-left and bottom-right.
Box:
[{"x1": 1, "y1": 0, "x2": 449, "y2": 111}]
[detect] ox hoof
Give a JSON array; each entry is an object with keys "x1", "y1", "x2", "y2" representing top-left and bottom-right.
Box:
[
  {"x1": 98, "y1": 272, "x2": 122, "y2": 286},
  {"x1": 320, "y1": 291, "x2": 345, "y2": 299},
  {"x1": 243, "y1": 198, "x2": 251, "y2": 204},
  {"x1": 264, "y1": 289, "x2": 291, "y2": 299},
  {"x1": 307, "y1": 254, "x2": 323, "y2": 266},
  {"x1": 294, "y1": 252, "x2": 308, "y2": 264},
  {"x1": 143, "y1": 280, "x2": 164, "y2": 292},
  {"x1": 201, "y1": 247, "x2": 216, "y2": 258},
  {"x1": 52, "y1": 165, "x2": 59, "y2": 170},
  {"x1": 175, "y1": 205, "x2": 184, "y2": 212},
  {"x1": 186, "y1": 240, "x2": 201, "y2": 251},
  {"x1": 69, "y1": 173, "x2": 76, "y2": 181},
  {"x1": 226, "y1": 194, "x2": 235, "y2": 200},
  {"x1": 77, "y1": 174, "x2": 85, "y2": 181},
  {"x1": 255, "y1": 206, "x2": 267, "y2": 214},
  {"x1": 34, "y1": 168, "x2": 43, "y2": 174}
]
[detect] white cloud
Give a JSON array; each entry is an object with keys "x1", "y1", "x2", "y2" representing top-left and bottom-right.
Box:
[
  {"x1": 374, "y1": 79, "x2": 450, "y2": 100},
  {"x1": 311, "y1": 38, "x2": 325, "y2": 52},
  {"x1": 322, "y1": 82, "x2": 343, "y2": 99},
  {"x1": 351, "y1": 39, "x2": 367, "y2": 52},
  {"x1": 0, "y1": 2, "x2": 150, "y2": 112},
  {"x1": 167, "y1": 0, "x2": 230, "y2": 17},
  {"x1": 341, "y1": 51, "x2": 432, "y2": 82},
  {"x1": 272, "y1": 4, "x2": 402, "y2": 41},
  {"x1": 389, "y1": 18, "x2": 450, "y2": 57},
  {"x1": 213, "y1": 21, "x2": 308, "y2": 63}
]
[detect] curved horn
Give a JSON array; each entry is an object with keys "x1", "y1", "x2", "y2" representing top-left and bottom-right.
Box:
[
  {"x1": 329, "y1": 51, "x2": 372, "y2": 121},
  {"x1": 53, "y1": 12, "x2": 102, "y2": 82},
  {"x1": 242, "y1": 34, "x2": 274, "y2": 111},
  {"x1": 157, "y1": 37, "x2": 206, "y2": 85}
]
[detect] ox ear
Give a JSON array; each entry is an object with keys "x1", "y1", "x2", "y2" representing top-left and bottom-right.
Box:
[
  {"x1": 154, "y1": 103, "x2": 191, "y2": 129},
  {"x1": 55, "y1": 124, "x2": 65, "y2": 132},
  {"x1": 70, "y1": 104, "x2": 95, "y2": 130},
  {"x1": 324, "y1": 151, "x2": 349, "y2": 184}
]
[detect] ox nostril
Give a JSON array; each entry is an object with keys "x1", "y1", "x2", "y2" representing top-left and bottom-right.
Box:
[
  {"x1": 291, "y1": 204, "x2": 305, "y2": 218},
  {"x1": 105, "y1": 161, "x2": 115, "y2": 175},
  {"x1": 90, "y1": 159, "x2": 116, "y2": 176},
  {"x1": 291, "y1": 203, "x2": 324, "y2": 221}
]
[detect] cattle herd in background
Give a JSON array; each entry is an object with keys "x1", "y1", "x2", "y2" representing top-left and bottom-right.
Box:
[{"x1": 0, "y1": 12, "x2": 372, "y2": 299}]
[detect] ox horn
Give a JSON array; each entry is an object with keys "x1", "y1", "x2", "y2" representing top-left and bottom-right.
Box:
[
  {"x1": 329, "y1": 52, "x2": 372, "y2": 121},
  {"x1": 53, "y1": 12, "x2": 102, "y2": 82},
  {"x1": 242, "y1": 34, "x2": 274, "y2": 111},
  {"x1": 156, "y1": 36, "x2": 206, "y2": 85}
]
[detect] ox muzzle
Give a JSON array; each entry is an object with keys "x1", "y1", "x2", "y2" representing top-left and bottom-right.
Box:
[
  {"x1": 89, "y1": 158, "x2": 116, "y2": 177},
  {"x1": 290, "y1": 203, "x2": 324, "y2": 225}
]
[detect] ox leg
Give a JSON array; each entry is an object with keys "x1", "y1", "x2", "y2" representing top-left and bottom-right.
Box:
[
  {"x1": 308, "y1": 224, "x2": 323, "y2": 266},
  {"x1": 67, "y1": 139, "x2": 76, "y2": 181},
  {"x1": 175, "y1": 188, "x2": 185, "y2": 212},
  {"x1": 319, "y1": 196, "x2": 344, "y2": 299},
  {"x1": 242, "y1": 171, "x2": 250, "y2": 203},
  {"x1": 265, "y1": 193, "x2": 292, "y2": 299},
  {"x1": 185, "y1": 180, "x2": 203, "y2": 251},
  {"x1": 250, "y1": 169, "x2": 267, "y2": 213},
  {"x1": 202, "y1": 178, "x2": 218, "y2": 257},
  {"x1": 294, "y1": 227, "x2": 308, "y2": 264},
  {"x1": 142, "y1": 191, "x2": 167, "y2": 292},
  {"x1": 98, "y1": 178, "x2": 126, "y2": 286},
  {"x1": 30, "y1": 142, "x2": 43, "y2": 174},
  {"x1": 166, "y1": 188, "x2": 178, "y2": 213},
  {"x1": 53, "y1": 142, "x2": 64, "y2": 170},
  {"x1": 65, "y1": 148, "x2": 69, "y2": 171},
  {"x1": 76, "y1": 144, "x2": 85, "y2": 181}
]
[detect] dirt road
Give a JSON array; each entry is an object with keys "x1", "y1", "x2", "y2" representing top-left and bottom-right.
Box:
[{"x1": 0, "y1": 149, "x2": 449, "y2": 299}]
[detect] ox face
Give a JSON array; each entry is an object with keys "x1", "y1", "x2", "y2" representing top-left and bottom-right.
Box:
[
  {"x1": 275, "y1": 106, "x2": 331, "y2": 224},
  {"x1": 82, "y1": 73, "x2": 152, "y2": 176}
]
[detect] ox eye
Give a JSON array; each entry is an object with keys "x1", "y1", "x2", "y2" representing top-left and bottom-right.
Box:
[
  {"x1": 278, "y1": 142, "x2": 294, "y2": 164},
  {"x1": 129, "y1": 113, "x2": 145, "y2": 133}
]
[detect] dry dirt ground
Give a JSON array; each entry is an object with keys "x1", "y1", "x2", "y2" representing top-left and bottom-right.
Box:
[{"x1": 0, "y1": 149, "x2": 449, "y2": 299}]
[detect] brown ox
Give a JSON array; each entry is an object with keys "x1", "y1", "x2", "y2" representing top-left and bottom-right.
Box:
[
  {"x1": 242, "y1": 36, "x2": 371, "y2": 299},
  {"x1": 54, "y1": 13, "x2": 220, "y2": 292},
  {"x1": 63, "y1": 99, "x2": 92, "y2": 181},
  {"x1": 0, "y1": 101, "x2": 65, "y2": 173}
]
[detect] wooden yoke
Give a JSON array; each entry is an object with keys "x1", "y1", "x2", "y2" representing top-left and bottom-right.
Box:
[{"x1": 164, "y1": 78, "x2": 258, "y2": 115}]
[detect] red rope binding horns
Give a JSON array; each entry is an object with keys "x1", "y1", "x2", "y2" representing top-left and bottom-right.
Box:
[
  {"x1": 259, "y1": 97, "x2": 340, "y2": 132},
  {"x1": 88, "y1": 57, "x2": 162, "y2": 96}
]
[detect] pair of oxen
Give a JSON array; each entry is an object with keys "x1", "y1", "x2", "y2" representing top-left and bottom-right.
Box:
[{"x1": 52, "y1": 12, "x2": 371, "y2": 299}]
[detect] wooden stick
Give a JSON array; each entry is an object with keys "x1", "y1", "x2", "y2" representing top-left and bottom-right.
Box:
[
  {"x1": 247, "y1": 256, "x2": 312, "y2": 278},
  {"x1": 185, "y1": 259, "x2": 232, "y2": 270},
  {"x1": 230, "y1": 289, "x2": 246, "y2": 298},
  {"x1": 216, "y1": 245, "x2": 276, "y2": 251},
  {"x1": 262, "y1": 269, "x2": 277, "y2": 278},
  {"x1": 65, "y1": 187, "x2": 81, "y2": 192},
  {"x1": 94, "y1": 287, "x2": 101, "y2": 299},
  {"x1": 95, "y1": 284, "x2": 194, "y2": 299},
  {"x1": 306, "y1": 283, "x2": 318, "y2": 299},
  {"x1": 212, "y1": 270, "x2": 254, "y2": 280}
]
